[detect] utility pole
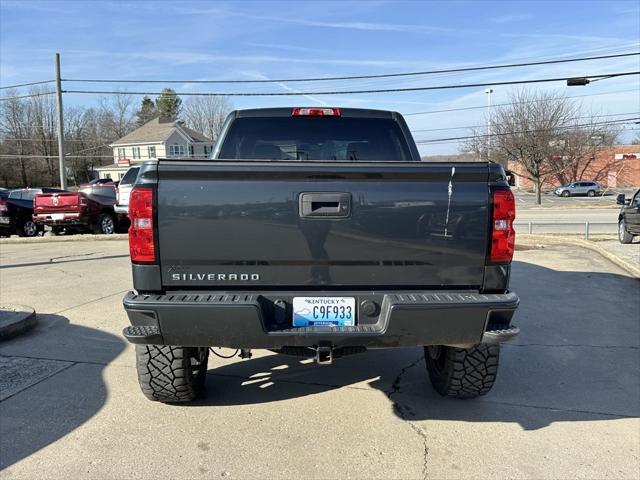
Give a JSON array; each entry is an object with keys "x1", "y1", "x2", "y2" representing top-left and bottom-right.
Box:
[
  {"x1": 54, "y1": 52, "x2": 67, "y2": 190},
  {"x1": 484, "y1": 88, "x2": 493, "y2": 161}
]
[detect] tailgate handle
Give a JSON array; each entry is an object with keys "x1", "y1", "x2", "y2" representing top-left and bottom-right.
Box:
[{"x1": 299, "y1": 192, "x2": 351, "y2": 218}]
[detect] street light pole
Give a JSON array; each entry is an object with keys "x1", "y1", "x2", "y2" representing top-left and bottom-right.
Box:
[
  {"x1": 54, "y1": 53, "x2": 67, "y2": 190},
  {"x1": 484, "y1": 88, "x2": 493, "y2": 161}
]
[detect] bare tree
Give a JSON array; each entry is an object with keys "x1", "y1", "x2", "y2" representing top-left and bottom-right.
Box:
[
  {"x1": 27, "y1": 87, "x2": 58, "y2": 184},
  {"x1": 182, "y1": 96, "x2": 232, "y2": 141},
  {"x1": 0, "y1": 91, "x2": 134, "y2": 188},
  {"x1": 549, "y1": 115, "x2": 620, "y2": 186},
  {"x1": 65, "y1": 106, "x2": 113, "y2": 185},
  {"x1": 0, "y1": 90, "x2": 33, "y2": 186},
  {"x1": 99, "y1": 93, "x2": 135, "y2": 140},
  {"x1": 463, "y1": 126, "x2": 491, "y2": 163},
  {"x1": 463, "y1": 90, "x2": 581, "y2": 204}
]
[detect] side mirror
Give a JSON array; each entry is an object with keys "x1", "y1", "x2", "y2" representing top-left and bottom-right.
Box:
[
  {"x1": 504, "y1": 169, "x2": 515, "y2": 186},
  {"x1": 616, "y1": 194, "x2": 625, "y2": 205}
]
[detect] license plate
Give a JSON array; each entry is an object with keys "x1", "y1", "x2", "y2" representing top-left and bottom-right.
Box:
[
  {"x1": 0, "y1": 217, "x2": 9, "y2": 224},
  {"x1": 292, "y1": 297, "x2": 356, "y2": 327},
  {"x1": 51, "y1": 214, "x2": 65, "y2": 220}
]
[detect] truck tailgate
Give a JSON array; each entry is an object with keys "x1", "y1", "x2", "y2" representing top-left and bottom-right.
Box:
[
  {"x1": 34, "y1": 192, "x2": 80, "y2": 213},
  {"x1": 156, "y1": 161, "x2": 490, "y2": 288}
]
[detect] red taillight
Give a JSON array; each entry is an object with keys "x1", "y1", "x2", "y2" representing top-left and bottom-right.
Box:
[
  {"x1": 0, "y1": 198, "x2": 7, "y2": 214},
  {"x1": 490, "y1": 189, "x2": 516, "y2": 264},
  {"x1": 292, "y1": 107, "x2": 341, "y2": 116},
  {"x1": 128, "y1": 187, "x2": 156, "y2": 263}
]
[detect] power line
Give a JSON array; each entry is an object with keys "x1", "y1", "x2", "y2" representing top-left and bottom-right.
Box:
[
  {"x1": 420, "y1": 132, "x2": 640, "y2": 147},
  {"x1": 0, "y1": 91, "x2": 56, "y2": 101},
  {"x1": 410, "y1": 112, "x2": 640, "y2": 133},
  {"x1": 0, "y1": 138, "x2": 104, "y2": 143},
  {"x1": 404, "y1": 88, "x2": 640, "y2": 116},
  {"x1": 418, "y1": 118, "x2": 639, "y2": 143},
  {"x1": 0, "y1": 124, "x2": 59, "y2": 129},
  {"x1": 3, "y1": 45, "x2": 634, "y2": 90},
  {"x1": 62, "y1": 71, "x2": 640, "y2": 97},
  {"x1": 0, "y1": 80, "x2": 55, "y2": 90},
  {"x1": 0, "y1": 154, "x2": 114, "y2": 159},
  {"x1": 68, "y1": 144, "x2": 111, "y2": 155},
  {"x1": 62, "y1": 52, "x2": 640, "y2": 85},
  {"x1": 3, "y1": 112, "x2": 631, "y2": 140},
  {"x1": 415, "y1": 117, "x2": 640, "y2": 144}
]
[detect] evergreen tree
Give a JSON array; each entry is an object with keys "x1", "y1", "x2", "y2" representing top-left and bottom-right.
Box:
[
  {"x1": 136, "y1": 96, "x2": 157, "y2": 126},
  {"x1": 155, "y1": 88, "x2": 182, "y2": 121}
]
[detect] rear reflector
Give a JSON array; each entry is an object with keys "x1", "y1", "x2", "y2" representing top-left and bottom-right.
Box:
[
  {"x1": 490, "y1": 189, "x2": 516, "y2": 264},
  {"x1": 128, "y1": 187, "x2": 156, "y2": 263},
  {"x1": 292, "y1": 107, "x2": 341, "y2": 116}
]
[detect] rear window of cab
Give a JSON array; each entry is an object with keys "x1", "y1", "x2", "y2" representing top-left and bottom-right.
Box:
[{"x1": 217, "y1": 116, "x2": 413, "y2": 161}]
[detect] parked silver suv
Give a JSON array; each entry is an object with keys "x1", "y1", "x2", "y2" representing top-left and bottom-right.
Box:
[
  {"x1": 114, "y1": 166, "x2": 140, "y2": 216},
  {"x1": 554, "y1": 181, "x2": 602, "y2": 197}
]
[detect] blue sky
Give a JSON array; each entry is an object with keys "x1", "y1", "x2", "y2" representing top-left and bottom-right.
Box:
[{"x1": 1, "y1": 0, "x2": 639, "y2": 155}]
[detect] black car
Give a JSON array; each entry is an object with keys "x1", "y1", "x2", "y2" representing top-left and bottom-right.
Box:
[
  {"x1": 0, "y1": 187, "x2": 66, "y2": 237},
  {"x1": 617, "y1": 189, "x2": 640, "y2": 244}
]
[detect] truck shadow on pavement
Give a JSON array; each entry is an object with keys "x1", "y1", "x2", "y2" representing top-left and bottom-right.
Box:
[
  {"x1": 192, "y1": 260, "x2": 639, "y2": 431},
  {"x1": 0, "y1": 314, "x2": 125, "y2": 470}
]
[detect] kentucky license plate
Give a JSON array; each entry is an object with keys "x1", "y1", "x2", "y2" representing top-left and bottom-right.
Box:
[{"x1": 292, "y1": 297, "x2": 356, "y2": 327}]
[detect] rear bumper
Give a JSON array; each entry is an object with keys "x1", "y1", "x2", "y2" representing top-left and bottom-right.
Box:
[
  {"x1": 122, "y1": 290, "x2": 519, "y2": 349},
  {"x1": 114, "y1": 204, "x2": 128, "y2": 215},
  {"x1": 0, "y1": 216, "x2": 13, "y2": 233},
  {"x1": 33, "y1": 213, "x2": 86, "y2": 227}
]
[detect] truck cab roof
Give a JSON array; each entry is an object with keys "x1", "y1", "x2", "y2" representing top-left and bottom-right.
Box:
[{"x1": 231, "y1": 107, "x2": 401, "y2": 119}]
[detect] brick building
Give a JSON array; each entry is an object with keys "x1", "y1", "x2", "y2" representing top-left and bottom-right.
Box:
[{"x1": 509, "y1": 145, "x2": 640, "y2": 190}]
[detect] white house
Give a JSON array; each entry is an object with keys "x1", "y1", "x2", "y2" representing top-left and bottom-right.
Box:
[{"x1": 95, "y1": 117, "x2": 213, "y2": 181}]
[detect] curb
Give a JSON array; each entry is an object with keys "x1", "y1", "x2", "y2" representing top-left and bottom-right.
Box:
[
  {"x1": 0, "y1": 234, "x2": 128, "y2": 245},
  {"x1": 517, "y1": 234, "x2": 640, "y2": 278},
  {"x1": 0, "y1": 305, "x2": 37, "y2": 341}
]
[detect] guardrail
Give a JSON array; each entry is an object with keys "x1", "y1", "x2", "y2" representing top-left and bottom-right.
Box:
[{"x1": 514, "y1": 222, "x2": 617, "y2": 240}]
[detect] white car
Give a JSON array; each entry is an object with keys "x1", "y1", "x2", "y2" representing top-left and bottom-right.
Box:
[{"x1": 114, "y1": 166, "x2": 140, "y2": 216}]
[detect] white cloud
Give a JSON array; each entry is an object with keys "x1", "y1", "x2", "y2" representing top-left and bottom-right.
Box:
[
  {"x1": 247, "y1": 72, "x2": 329, "y2": 106},
  {"x1": 490, "y1": 14, "x2": 531, "y2": 24},
  {"x1": 502, "y1": 32, "x2": 631, "y2": 43},
  {"x1": 244, "y1": 43, "x2": 330, "y2": 54},
  {"x1": 242, "y1": 14, "x2": 453, "y2": 34}
]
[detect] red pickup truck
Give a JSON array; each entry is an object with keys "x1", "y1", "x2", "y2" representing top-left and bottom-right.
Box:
[{"x1": 33, "y1": 185, "x2": 118, "y2": 235}]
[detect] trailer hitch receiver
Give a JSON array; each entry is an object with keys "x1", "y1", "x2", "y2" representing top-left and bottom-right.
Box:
[{"x1": 316, "y1": 342, "x2": 333, "y2": 365}]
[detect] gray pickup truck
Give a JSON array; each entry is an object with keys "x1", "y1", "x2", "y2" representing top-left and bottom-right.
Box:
[{"x1": 122, "y1": 107, "x2": 519, "y2": 403}]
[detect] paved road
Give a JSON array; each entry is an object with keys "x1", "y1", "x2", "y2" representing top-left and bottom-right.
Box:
[
  {"x1": 0, "y1": 240, "x2": 638, "y2": 479},
  {"x1": 513, "y1": 188, "x2": 634, "y2": 234},
  {"x1": 516, "y1": 207, "x2": 618, "y2": 222}
]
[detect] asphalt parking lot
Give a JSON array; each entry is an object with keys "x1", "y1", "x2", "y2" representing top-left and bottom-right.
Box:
[
  {"x1": 514, "y1": 190, "x2": 628, "y2": 209},
  {"x1": 0, "y1": 239, "x2": 638, "y2": 479}
]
